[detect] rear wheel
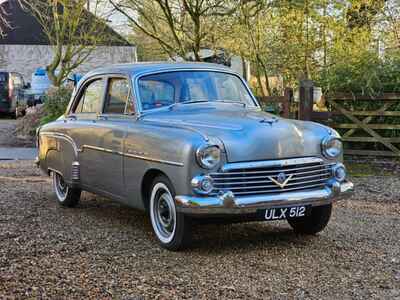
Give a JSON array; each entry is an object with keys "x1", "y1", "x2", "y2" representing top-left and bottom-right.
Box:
[
  {"x1": 287, "y1": 204, "x2": 332, "y2": 235},
  {"x1": 149, "y1": 175, "x2": 191, "y2": 251},
  {"x1": 52, "y1": 172, "x2": 81, "y2": 207}
]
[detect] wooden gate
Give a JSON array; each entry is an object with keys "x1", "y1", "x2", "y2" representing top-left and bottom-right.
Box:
[{"x1": 303, "y1": 91, "x2": 400, "y2": 157}]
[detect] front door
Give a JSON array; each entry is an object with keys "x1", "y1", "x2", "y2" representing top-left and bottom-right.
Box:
[{"x1": 93, "y1": 76, "x2": 133, "y2": 198}]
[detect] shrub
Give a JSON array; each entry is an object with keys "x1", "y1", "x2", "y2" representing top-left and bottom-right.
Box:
[
  {"x1": 316, "y1": 52, "x2": 400, "y2": 151},
  {"x1": 40, "y1": 86, "x2": 73, "y2": 125},
  {"x1": 317, "y1": 52, "x2": 400, "y2": 96}
]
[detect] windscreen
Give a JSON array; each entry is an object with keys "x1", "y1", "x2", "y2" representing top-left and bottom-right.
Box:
[{"x1": 138, "y1": 71, "x2": 255, "y2": 111}]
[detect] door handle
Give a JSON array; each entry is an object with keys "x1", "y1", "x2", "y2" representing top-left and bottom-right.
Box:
[
  {"x1": 98, "y1": 115, "x2": 108, "y2": 121},
  {"x1": 67, "y1": 115, "x2": 77, "y2": 121}
]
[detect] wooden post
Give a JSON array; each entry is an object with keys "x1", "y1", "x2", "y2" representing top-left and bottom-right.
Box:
[
  {"x1": 282, "y1": 88, "x2": 292, "y2": 118},
  {"x1": 299, "y1": 80, "x2": 314, "y2": 121}
]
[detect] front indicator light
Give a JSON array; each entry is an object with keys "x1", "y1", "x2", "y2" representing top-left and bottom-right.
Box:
[{"x1": 191, "y1": 175, "x2": 214, "y2": 195}]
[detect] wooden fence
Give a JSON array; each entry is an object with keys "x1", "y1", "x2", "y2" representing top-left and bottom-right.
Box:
[
  {"x1": 257, "y1": 88, "x2": 293, "y2": 118},
  {"x1": 299, "y1": 86, "x2": 400, "y2": 157}
]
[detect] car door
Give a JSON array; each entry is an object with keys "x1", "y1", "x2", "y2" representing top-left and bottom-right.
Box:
[
  {"x1": 93, "y1": 76, "x2": 134, "y2": 198},
  {"x1": 66, "y1": 77, "x2": 107, "y2": 191}
]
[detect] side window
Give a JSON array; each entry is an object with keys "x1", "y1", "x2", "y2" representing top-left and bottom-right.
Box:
[
  {"x1": 138, "y1": 80, "x2": 175, "y2": 110},
  {"x1": 74, "y1": 79, "x2": 104, "y2": 113},
  {"x1": 11, "y1": 73, "x2": 23, "y2": 88},
  {"x1": 103, "y1": 78, "x2": 131, "y2": 114}
]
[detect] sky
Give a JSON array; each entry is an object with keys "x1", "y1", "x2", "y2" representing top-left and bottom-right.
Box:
[{"x1": 0, "y1": 0, "x2": 130, "y2": 35}]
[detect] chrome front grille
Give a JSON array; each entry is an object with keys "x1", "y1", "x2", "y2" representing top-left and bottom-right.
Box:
[{"x1": 209, "y1": 158, "x2": 335, "y2": 196}]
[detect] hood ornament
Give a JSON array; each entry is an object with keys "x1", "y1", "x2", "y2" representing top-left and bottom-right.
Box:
[
  {"x1": 268, "y1": 172, "x2": 293, "y2": 189},
  {"x1": 260, "y1": 117, "x2": 279, "y2": 126}
]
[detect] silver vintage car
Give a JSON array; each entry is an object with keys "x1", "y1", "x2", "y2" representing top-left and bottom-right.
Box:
[{"x1": 36, "y1": 63, "x2": 353, "y2": 250}]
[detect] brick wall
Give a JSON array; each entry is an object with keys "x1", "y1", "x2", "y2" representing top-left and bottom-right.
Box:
[{"x1": 0, "y1": 44, "x2": 137, "y2": 82}]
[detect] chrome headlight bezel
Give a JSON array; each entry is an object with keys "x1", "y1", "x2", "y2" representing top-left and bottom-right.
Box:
[
  {"x1": 196, "y1": 145, "x2": 221, "y2": 169},
  {"x1": 321, "y1": 136, "x2": 343, "y2": 159}
]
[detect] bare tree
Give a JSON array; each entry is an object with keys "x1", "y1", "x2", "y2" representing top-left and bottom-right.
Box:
[
  {"x1": 21, "y1": 0, "x2": 117, "y2": 86},
  {"x1": 0, "y1": 4, "x2": 10, "y2": 37},
  {"x1": 109, "y1": 0, "x2": 236, "y2": 61},
  {"x1": 0, "y1": 0, "x2": 22, "y2": 37}
]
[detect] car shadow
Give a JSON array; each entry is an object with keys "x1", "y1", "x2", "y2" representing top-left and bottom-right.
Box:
[
  {"x1": 188, "y1": 222, "x2": 318, "y2": 253},
  {"x1": 61, "y1": 192, "x2": 320, "y2": 252}
]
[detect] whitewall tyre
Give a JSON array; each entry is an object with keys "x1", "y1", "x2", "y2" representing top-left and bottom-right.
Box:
[
  {"x1": 52, "y1": 172, "x2": 81, "y2": 207},
  {"x1": 149, "y1": 175, "x2": 191, "y2": 251}
]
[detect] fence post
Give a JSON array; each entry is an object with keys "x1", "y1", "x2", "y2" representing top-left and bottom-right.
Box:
[
  {"x1": 299, "y1": 80, "x2": 314, "y2": 121},
  {"x1": 282, "y1": 87, "x2": 292, "y2": 118}
]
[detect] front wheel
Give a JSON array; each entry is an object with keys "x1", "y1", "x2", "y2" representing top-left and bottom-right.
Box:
[
  {"x1": 287, "y1": 204, "x2": 332, "y2": 235},
  {"x1": 149, "y1": 175, "x2": 191, "y2": 251},
  {"x1": 52, "y1": 172, "x2": 81, "y2": 207}
]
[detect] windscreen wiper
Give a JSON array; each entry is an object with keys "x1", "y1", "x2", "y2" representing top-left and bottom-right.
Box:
[
  {"x1": 168, "y1": 100, "x2": 210, "y2": 110},
  {"x1": 214, "y1": 100, "x2": 246, "y2": 107}
]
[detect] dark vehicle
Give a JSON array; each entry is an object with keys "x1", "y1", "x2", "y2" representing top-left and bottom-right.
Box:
[{"x1": 0, "y1": 71, "x2": 29, "y2": 117}]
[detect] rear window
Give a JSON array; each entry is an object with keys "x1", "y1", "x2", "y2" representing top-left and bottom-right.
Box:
[
  {"x1": 0, "y1": 73, "x2": 8, "y2": 101},
  {"x1": 0, "y1": 73, "x2": 7, "y2": 83}
]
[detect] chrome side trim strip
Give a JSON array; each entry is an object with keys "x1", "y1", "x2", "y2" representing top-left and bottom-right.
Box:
[
  {"x1": 221, "y1": 157, "x2": 324, "y2": 172},
  {"x1": 82, "y1": 144, "x2": 114, "y2": 154},
  {"x1": 81, "y1": 144, "x2": 184, "y2": 167},
  {"x1": 123, "y1": 152, "x2": 184, "y2": 167},
  {"x1": 39, "y1": 132, "x2": 79, "y2": 157}
]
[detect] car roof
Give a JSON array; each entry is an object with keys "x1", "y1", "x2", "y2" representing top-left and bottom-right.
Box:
[{"x1": 83, "y1": 62, "x2": 232, "y2": 79}]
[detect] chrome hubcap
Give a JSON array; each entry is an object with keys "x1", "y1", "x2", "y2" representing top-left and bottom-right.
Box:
[
  {"x1": 150, "y1": 183, "x2": 176, "y2": 243},
  {"x1": 157, "y1": 194, "x2": 174, "y2": 230}
]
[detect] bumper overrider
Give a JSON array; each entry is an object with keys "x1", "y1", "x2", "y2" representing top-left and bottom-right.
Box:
[{"x1": 175, "y1": 180, "x2": 354, "y2": 215}]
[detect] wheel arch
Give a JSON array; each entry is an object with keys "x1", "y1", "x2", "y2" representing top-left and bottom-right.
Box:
[{"x1": 141, "y1": 168, "x2": 170, "y2": 211}]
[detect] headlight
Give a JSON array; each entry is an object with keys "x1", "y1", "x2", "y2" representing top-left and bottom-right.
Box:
[
  {"x1": 196, "y1": 145, "x2": 221, "y2": 169},
  {"x1": 322, "y1": 136, "x2": 343, "y2": 158}
]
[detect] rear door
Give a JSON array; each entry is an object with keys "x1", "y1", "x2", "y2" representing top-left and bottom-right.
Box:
[{"x1": 67, "y1": 77, "x2": 107, "y2": 190}]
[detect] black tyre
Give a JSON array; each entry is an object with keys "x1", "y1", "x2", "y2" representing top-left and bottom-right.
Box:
[
  {"x1": 149, "y1": 175, "x2": 191, "y2": 251},
  {"x1": 52, "y1": 172, "x2": 81, "y2": 207},
  {"x1": 287, "y1": 204, "x2": 332, "y2": 235}
]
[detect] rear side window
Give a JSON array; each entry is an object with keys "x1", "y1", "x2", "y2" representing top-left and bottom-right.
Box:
[
  {"x1": 0, "y1": 73, "x2": 7, "y2": 101},
  {"x1": 103, "y1": 78, "x2": 130, "y2": 114},
  {"x1": 11, "y1": 73, "x2": 23, "y2": 88},
  {"x1": 0, "y1": 73, "x2": 7, "y2": 83},
  {"x1": 74, "y1": 79, "x2": 105, "y2": 113}
]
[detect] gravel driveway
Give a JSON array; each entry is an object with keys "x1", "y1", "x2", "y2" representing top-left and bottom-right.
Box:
[
  {"x1": 0, "y1": 118, "x2": 34, "y2": 147},
  {"x1": 1, "y1": 160, "x2": 399, "y2": 299}
]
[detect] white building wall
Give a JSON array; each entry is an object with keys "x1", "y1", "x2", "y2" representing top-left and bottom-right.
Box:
[{"x1": 0, "y1": 44, "x2": 137, "y2": 81}]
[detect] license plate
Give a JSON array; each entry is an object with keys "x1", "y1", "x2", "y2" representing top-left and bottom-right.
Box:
[{"x1": 261, "y1": 205, "x2": 310, "y2": 221}]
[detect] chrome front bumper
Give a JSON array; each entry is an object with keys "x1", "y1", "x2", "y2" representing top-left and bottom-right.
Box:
[{"x1": 175, "y1": 180, "x2": 354, "y2": 215}]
